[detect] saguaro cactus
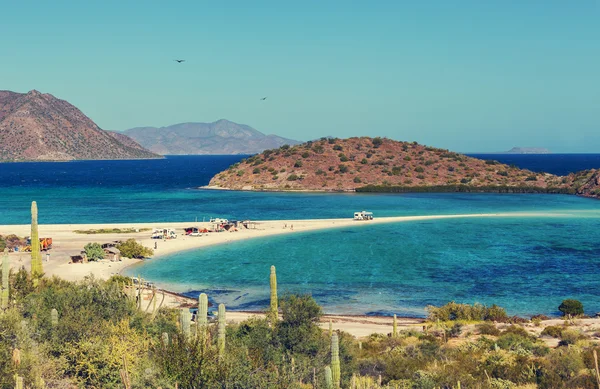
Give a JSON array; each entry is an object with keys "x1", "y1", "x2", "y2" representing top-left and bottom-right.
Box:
[
  {"x1": 324, "y1": 366, "x2": 333, "y2": 389},
  {"x1": 269, "y1": 265, "x2": 278, "y2": 322},
  {"x1": 30, "y1": 201, "x2": 43, "y2": 286},
  {"x1": 2, "y1": 248, "x2": 9, "y2": 311},
  {"x1": 331, "y1": 333, "x2": 340, "y2": 388},
  {"x1": 15, "y1": 376, "x2": 24, "y2": 389},
  {"x1": 50, "y1": 308, "x2": 58, "y2": 327},
  {"x1": 393, "y1": 314, "x2": 397, "y2": 338},
  {"x1": 198, "y1": 293, "x2": 208, "y2": 326},
  {"x1": 218, "y1": 303, "x2": 226, "y2": 359},
  {"x1": 197, "y1": 293, "x2": 208, "y2": 339},
  {"x1": 180, "y1": 309, "x2": 191, "y2": 340},
  {"x1": 161, "y1": 332, "x2": 169, "y2": 346}
]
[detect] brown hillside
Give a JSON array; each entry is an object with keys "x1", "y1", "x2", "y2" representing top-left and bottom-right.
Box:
[
  {"x1": 207, "y1": 137, "x2": 600, "y2": 198},
  {"x1": 0, "y1": 90, "x2": 161, "y2": 161}
]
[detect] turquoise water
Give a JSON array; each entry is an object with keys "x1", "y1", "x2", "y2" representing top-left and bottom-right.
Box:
[
  {"x1": 126, "y1": 211, "x2": 600, "y2": 317},
  {"x1": 3, "y1": 156, "x2": 600, "y2": 317}
]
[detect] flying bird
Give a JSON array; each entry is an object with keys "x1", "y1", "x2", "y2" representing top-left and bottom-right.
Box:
[
  {"x1": 174, "y1": 59, "x2": 185, "y2": 63},
  {"x1": 260, "y1": 97, "x2": 267, "y2": 100}
]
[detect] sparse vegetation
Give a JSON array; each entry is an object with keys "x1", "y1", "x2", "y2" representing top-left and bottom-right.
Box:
[{"x1": 74, "y1": 228, "x2": 151, "y2": 234}]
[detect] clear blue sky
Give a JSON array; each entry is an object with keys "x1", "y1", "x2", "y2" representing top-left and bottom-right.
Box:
[{"x1": 1, "y1": 1, "x2": 598, "y2": 152}]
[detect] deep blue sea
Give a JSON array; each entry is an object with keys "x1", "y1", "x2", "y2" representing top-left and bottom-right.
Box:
[{"x1": 2, "y1": 154, "x2": 600, "y2": 317}]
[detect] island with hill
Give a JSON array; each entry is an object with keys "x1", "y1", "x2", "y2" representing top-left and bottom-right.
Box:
[
  {"x1": 207, "y1": 137, "x2": 600, "y2": 199},
  {"x1": 0, "y1": 90, "x2": 161, "y2": 162}
]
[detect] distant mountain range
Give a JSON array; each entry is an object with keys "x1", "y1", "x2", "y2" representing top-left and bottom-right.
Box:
[
  {"x1": 121, "y1": 120, "x2": 301, "y2": 155},
  {"x1": 0, "y1": 90, "x2": 160, "y2": 162},
  {"x1": 505, "y1": 147, "x2": 551, "y2": 154}
]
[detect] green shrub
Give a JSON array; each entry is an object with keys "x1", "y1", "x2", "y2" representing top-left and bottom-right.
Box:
[
  {"x1": 353, "y1": 177, "x2": 362, "y2": 183},
  {"x1": 558, "y1": 329, "x2": 585, "y2": 346},
  {"x1": 558, "y1": 299, "x2": 584, "y2": 317},
  {"x1": 426, "y1": 302, "x2": 508, "y2": 322},
  {"x1": 252, "y1": 167, "x2": 261, "y2": 174},
  {"x1": 403, "y1": 156, "x2": 412, "y2": 161},
  {"x1": 477, "y1": 322, "x2": 500, "y2": 336},
  {"x1": 294, "y1": 160, "x2": 303, "y2": 168},
  {"x1": 339, "y1": 165, "x2": 349, "y2": 173},
  {"x1": 372, "y1": 137, "x2": 383, "y2": 148},
  {"x1": 84, "y1": 242, "x2": 104, "y2": 261},
  {"x1": 116, "y1": 239, "x2": 153, "y2": 259},
  {"x1": 333, "y1": 144, "x2": 343, "y2": 151},
  {"x1": 301, "y1": 152, "x2": 310, "y2": 158},
  {"x1": 360, "y1": 158, "x2": 368, "y2": 164},
  {"x1": 415, "y1": 166, "x2": 424, "y2": 173},
  {"x1": 541, "y1": 325, "x2": 563, "y2": 338},
  {"x1": 339, "y1": 154, "x2": 349, "y2": 162},
  {"x1": 287, "y1": 174, "x2": 298, "y2": 181}
]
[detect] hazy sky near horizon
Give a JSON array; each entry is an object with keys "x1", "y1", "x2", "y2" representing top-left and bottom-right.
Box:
[{"x1": 1, "y1": 1, "x2": 598, "y2": 152}]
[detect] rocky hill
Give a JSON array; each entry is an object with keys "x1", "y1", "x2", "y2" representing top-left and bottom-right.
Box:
[
  {"x1": 207, "y1": 137, "x2": 600, "y2": 199},
  {"x1": 0, "y1": 90, "x2": 161, "y2": 162},
  {"x1": 122, "y1": 120, "x2": 300, "y2": 155}
]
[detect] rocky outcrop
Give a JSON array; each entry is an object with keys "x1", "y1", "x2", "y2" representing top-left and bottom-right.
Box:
[
  {"x1": 207, "y1": 137, "x2": 599, "y2": 198},
  {"x1": 0, "y1": 90, "x2": 161, "y2": 162}
]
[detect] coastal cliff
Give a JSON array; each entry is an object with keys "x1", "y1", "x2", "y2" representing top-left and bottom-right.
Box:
[
  {"x1": 0, "y1": 90, "x2": 161, "y2": 162},
  {"x1": 207, "y1": 137, "x2": 600, "y2": 198}
]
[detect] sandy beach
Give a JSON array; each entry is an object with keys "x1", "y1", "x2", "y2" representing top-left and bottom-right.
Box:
[{"x1": 0, "y1": 211, "x2": 582, "y2": 337}]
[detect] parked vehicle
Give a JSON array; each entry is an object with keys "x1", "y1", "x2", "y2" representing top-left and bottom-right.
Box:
[
  {"x1": 353, "y1": 211, "x2": 374, "y2": 221},
  {"x1": 185, "y1": 227, "x2": 203, "y2": 236},
  {"x1": 151, "y1": 228, "x2": 177, "y2": 239}
]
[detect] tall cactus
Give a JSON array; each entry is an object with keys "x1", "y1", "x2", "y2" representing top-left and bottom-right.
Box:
[
  {"x1": 393, "y1": 314, "x2": 397, "y2": 338},
  {"x1": 331, "y1": 333, "x2": 340, "y2": 388},
  {"x1": 218, "y1": 303, "x2": 226, "y2": 359},
  {"x1": 161, "y1": 332, "x2": 169, "y2": 347},
  {"x1": 15, "y1": 376, "x2": 24, "y2": 389},
  {"x1": 198, "y1": 293, "x2": 208, "y2": 326},
  {"x1": 180, "y1": 308, "x2": 191, "y2": 340},
  {"x1": 50, "y1": 308, "x2": 58, "y2": 327},
  {"x1": 324, "y1": 366, "x2": 333, "y2": 389},
  {"x1": 269, "y1": 265, "x2": 278, "y2": 322},
  {"x1": 2, "y1": 248, "x2": 9, "y2": 311},
  {"x1": 30, "y1": 201, "x2": 43, "y2": 286},
  {"x1": 197, "y1": 293, "x2": 208, "y2": 339}
]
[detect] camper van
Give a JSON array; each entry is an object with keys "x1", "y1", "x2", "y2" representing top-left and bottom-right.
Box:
[
  {"x1": 151, "y1": 228, "x2": 178, "y2": 239},
  {"x1": 353, "y1": 211, "x2": 374, "y2": 221}
]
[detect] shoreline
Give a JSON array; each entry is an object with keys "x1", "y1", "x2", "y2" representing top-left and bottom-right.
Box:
[{"x1": 0, "y1": 211, "x2": 584, "y2": 334}]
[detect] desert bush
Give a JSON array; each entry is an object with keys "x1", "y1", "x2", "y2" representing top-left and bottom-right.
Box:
[
  {"x1": 477, "y1": 322, "x2": 500, "y2": 336},
  {"x1": 540, "y1": 325, "x2": 563, "y2": 338},
  {"x1": 84, "y1": 242, "x2": 104, "y2": 261},
  {"x1": 426, "y1": 302, "x2": 508, "y2": 322},
  {"x1": 117, "y1": 239, "x2": 153, "y2": 259},
  {"x1": 558, "y1": 299, "x2": 584, "y2": 317}
]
